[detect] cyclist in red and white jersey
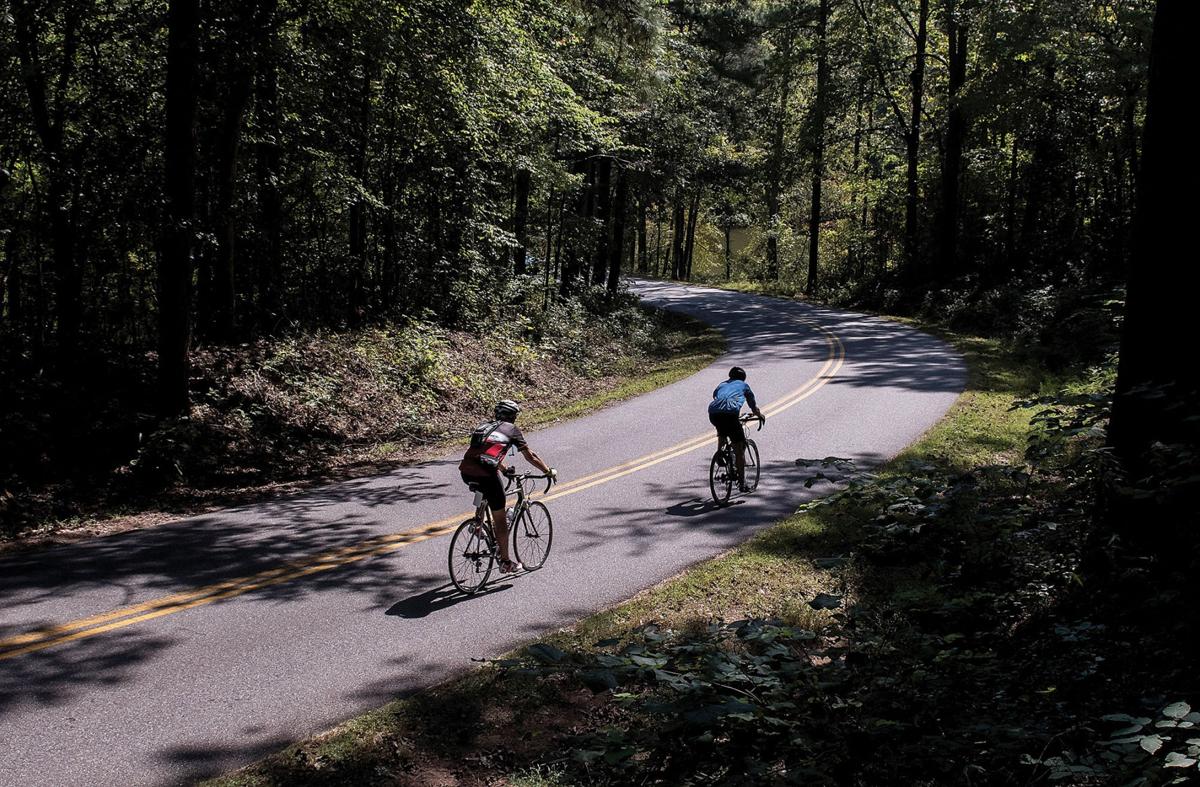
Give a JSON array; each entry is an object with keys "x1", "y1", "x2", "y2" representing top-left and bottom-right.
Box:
[{"x1": 459, "y1": 400, "x2": 555, "y2": 573}]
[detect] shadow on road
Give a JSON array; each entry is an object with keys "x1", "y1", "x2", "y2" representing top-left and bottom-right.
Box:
[
  {"x1": 386, "y1": 581, "x2": 512, "y2": 619},
  {"x1": 665, "y1": 497, "x2": 743, "y2": 517}
]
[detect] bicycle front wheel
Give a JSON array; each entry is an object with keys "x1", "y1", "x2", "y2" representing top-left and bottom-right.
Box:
[
  {"x1": 448, "y1": 519, "x2": 494, "y2": 594},
  {"x1": 743, "y1": 439, "x2": 761, "y2": 492},
  {"x1": 513, "y1": 501, "x2": 553, "y2": 570},
  {"x1": 709, "y1": 450, "x2": 733, "y2": 504}
]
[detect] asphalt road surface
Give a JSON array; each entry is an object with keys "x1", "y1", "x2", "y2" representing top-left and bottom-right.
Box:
[{"x1": 0, "y1": 280, "x2": 966, "y2": 786}]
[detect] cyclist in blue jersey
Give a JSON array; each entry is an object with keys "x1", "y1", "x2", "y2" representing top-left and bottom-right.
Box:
[{"x1": 708, "y1": 366, "x2": 765, "y2": 492}]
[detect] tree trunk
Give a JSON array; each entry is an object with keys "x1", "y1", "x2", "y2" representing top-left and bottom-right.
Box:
[
  {"x1": 848, "y1": 76, "x2": 864, "y2": 274},
  {"x1": 513, "y1": 167, "x2": 531, "y2": 275},
  {"x1": 670, "y1": 195, "x2": 685, "y2": 280},
  {"x1": 592, "y1": 157, "x2": 612, "y2": 286},
  {"x1": 935, "y1": 0, "x2": 968, "y2": 281},
  {"x1": 552, "y1": 193, "x2": 565, "y2": 290},
  {"x1": 764, "y1": 19, "x2": 798, "y2": 282},
  {"x1": 1106, "y1": 0, "x2": 1197, "y2": 561},
  {"x1": 559, "y1": 157, "x2": 589, "y2": 297},
  {"x1": 1109, "y1": 0, "x2": 1193, "y2": 460},
  {"x1": 348, "y1": 58, "x2": 374, "y2": 323},
  {"x1": 683, "y1": 191, "x2": 700, "y2": 280},
  {"x1": 903, "y1": 0, "x2": 929, "y2": 277},
  {"x1": 159, "y1": 0, "x2": 200, "y2": 417},
  {"x1": 806, "y1": 0, "x2": 830, "y2": 296},
  {"x1": 2, "y1": 231, "x2": 20, "y2": 336},
  {"x1": 13, "y1": 1, "x2": 82, "y2": 365},
  {"x1": 255, "y1": 42, "x2": 283, "y2": 332},
  {"x1": 636, "y1": 195, "x2": 648, "y2": 274},
  {"x1": 653, "y1": 203, "x2": 664, "y2": 277},
  {"x1": 211, "y1": 66, "x2": 253, "y2": 342},
  {"x1": 724, "y1": 225, "x2": 732, "y2": 280},
  {"x1": 1003, "y1": 133, "x2": 1019, "y2": 276},
  {"x1": 607, "y1": 168, "x2": 628, "y2": 294}
]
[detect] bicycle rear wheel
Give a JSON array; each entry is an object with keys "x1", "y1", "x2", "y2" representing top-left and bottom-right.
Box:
[
  {"x1": 709, "y1": 449, "x2": 733, "y2": 504},
  {"x1": 743, "y1": 439, "x2": 761, "y2": 492},
  {"x1": 513, "y1": 501, "x2": 553, "y2": 570},
  {"x1": 448, "y1": 519, "x2": 494, "y2": 594}
]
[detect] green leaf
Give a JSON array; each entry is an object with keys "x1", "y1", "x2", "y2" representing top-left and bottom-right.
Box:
[
  {"x1": 526, "y1": 643, "x2": 567, "y2": 664},
  {"x1": 684, "y1": 701, "x2": 758, "y2": 726},
  {"x1": 1164, "y1": 752, "x2": 1197, "y2": 768},
  {"x1": 1113, "y1": 725, "x2": 1147, "y2": 736},
  {"x1": 1164, "y1": 702, "x2": 1192, "y2": 720},
  {"x1": 1140, "y1": 734, "x2": 1164, "y2": 754},
  {"x1": 580, "y1": 669, "x2": 618, "y2": 693},
  {"x1": 808, "y1": 593, "x2": 843, "y2": 610}
]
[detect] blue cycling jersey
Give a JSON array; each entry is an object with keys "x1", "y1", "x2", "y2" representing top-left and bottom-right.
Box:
[{"x1": 709, "y1": 379, "x2": 757, "y2": 414}]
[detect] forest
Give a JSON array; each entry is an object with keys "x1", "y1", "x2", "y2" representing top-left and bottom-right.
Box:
[
  {"x1": 2, "y1": 0, "x2": 1200, "y2": 782},
  {"x1": 1, "y1": 0, "x2": 1197, "y2": 781},
  {"x1": 0, "y1": 0, "x2": 1172, "y2": 519}
]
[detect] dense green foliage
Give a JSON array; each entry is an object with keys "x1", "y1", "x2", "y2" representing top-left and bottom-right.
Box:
[
  {"x1": 0, "y1": 0, "x2": 1157, "y2": 496},
  {"x1": 0, "y1": 0, "x2": 1154, "y2": 358}
]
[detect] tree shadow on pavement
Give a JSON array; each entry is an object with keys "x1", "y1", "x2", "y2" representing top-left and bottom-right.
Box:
[
  {"x1": 665, "y1": 497, "x2": 743, "y2": 517},
  {"x1": 0, "y1": 627, "x2": 177, "y2": 719}
]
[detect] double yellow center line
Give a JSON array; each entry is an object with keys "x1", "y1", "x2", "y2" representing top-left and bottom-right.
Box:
[{"x1": 0, "y1": 315, "x2": 845, "y2": 662}]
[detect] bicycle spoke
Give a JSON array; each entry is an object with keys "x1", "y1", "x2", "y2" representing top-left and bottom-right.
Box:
[
  {"x1": 449, "y1": 519, "x2": 494, "y2": 594},
  {"x1": 513, "y1": 501, "x2": 553, "y2": 570}
]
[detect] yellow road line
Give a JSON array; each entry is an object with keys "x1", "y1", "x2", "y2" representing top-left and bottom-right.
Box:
[{"x1": 0, "y1": 312, "x2": 844, "y2": 661}]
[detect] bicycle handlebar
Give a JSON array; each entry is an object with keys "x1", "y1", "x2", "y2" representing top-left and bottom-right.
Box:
[
  {"x1": 740, "y1": 413, "x2": 765, "y2": 431},
  {"x1": 503, "y1": 471, "x2": 556, "y2": 494}
]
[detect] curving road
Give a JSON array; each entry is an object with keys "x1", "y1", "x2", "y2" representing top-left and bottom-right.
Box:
[{"x1": 0, "y1": 281, "x2": 965, "y2": 786}]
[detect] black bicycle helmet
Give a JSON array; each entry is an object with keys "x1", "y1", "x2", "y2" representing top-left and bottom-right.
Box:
[
  {"x1": 729, "y1": 366, "x2": 747, "y2": 381},
  {"x1": 494, "y1": 400, "x2": 521, "y2": 422}
]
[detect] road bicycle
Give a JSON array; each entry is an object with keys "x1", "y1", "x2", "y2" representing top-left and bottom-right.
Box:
[
  {"x1": 709, "y1": 413, "x2": 763, "y2": 504},
  {"x1": 448, "y1": 472, "x2": 555, "y2": 595}
]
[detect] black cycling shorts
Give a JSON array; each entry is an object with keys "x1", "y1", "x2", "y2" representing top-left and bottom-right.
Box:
[
  {"x1": 709, "y1": 411, "x2": 745, "y2": 444},
  {"x1": 461, "y1": 471, "x2": 506, "y2": 511}
]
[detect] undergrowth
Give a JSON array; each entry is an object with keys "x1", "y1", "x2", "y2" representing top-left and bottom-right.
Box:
[{"x1": 0, "y1": 288, "x2": 722, "y2": 541}]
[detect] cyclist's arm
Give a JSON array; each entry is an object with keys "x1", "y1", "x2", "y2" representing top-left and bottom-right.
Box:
[
  {"x1": 745, "y1": 386, "x2": 763, "y2": 418},
  {"x1": 520, "y1": 447, "x2": 553, "y2": 475}
]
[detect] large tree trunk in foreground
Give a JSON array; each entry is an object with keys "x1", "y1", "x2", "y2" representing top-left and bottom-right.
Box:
[{"x1": 1107, "y1": 0, "x2": 1197, "y2": 557}]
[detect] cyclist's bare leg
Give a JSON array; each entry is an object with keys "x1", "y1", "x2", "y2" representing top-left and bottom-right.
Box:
[
  {"x1": 733, "y1": 439, "x2": 747, "y2": 485},
  {"x1": 492, "y1": 506, "x2": 513, "y2": 564}
]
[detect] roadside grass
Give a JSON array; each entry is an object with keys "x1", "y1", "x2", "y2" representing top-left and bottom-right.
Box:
[{"x1": 206, "y1": 324, "x2": 1055, "y2": 787}]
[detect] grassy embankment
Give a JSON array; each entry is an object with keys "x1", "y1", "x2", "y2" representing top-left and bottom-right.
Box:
[
  {"x1": 1, "y1": 301, "x2": 723, "y2": 548},
  {"x1": 207, "y1": 323, "x2": 1123, "y2": 786}
]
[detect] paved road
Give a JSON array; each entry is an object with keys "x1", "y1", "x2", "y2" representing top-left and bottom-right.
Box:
[{"x1": 0, "y1": 281, "x2": 965, "y2": 786}]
